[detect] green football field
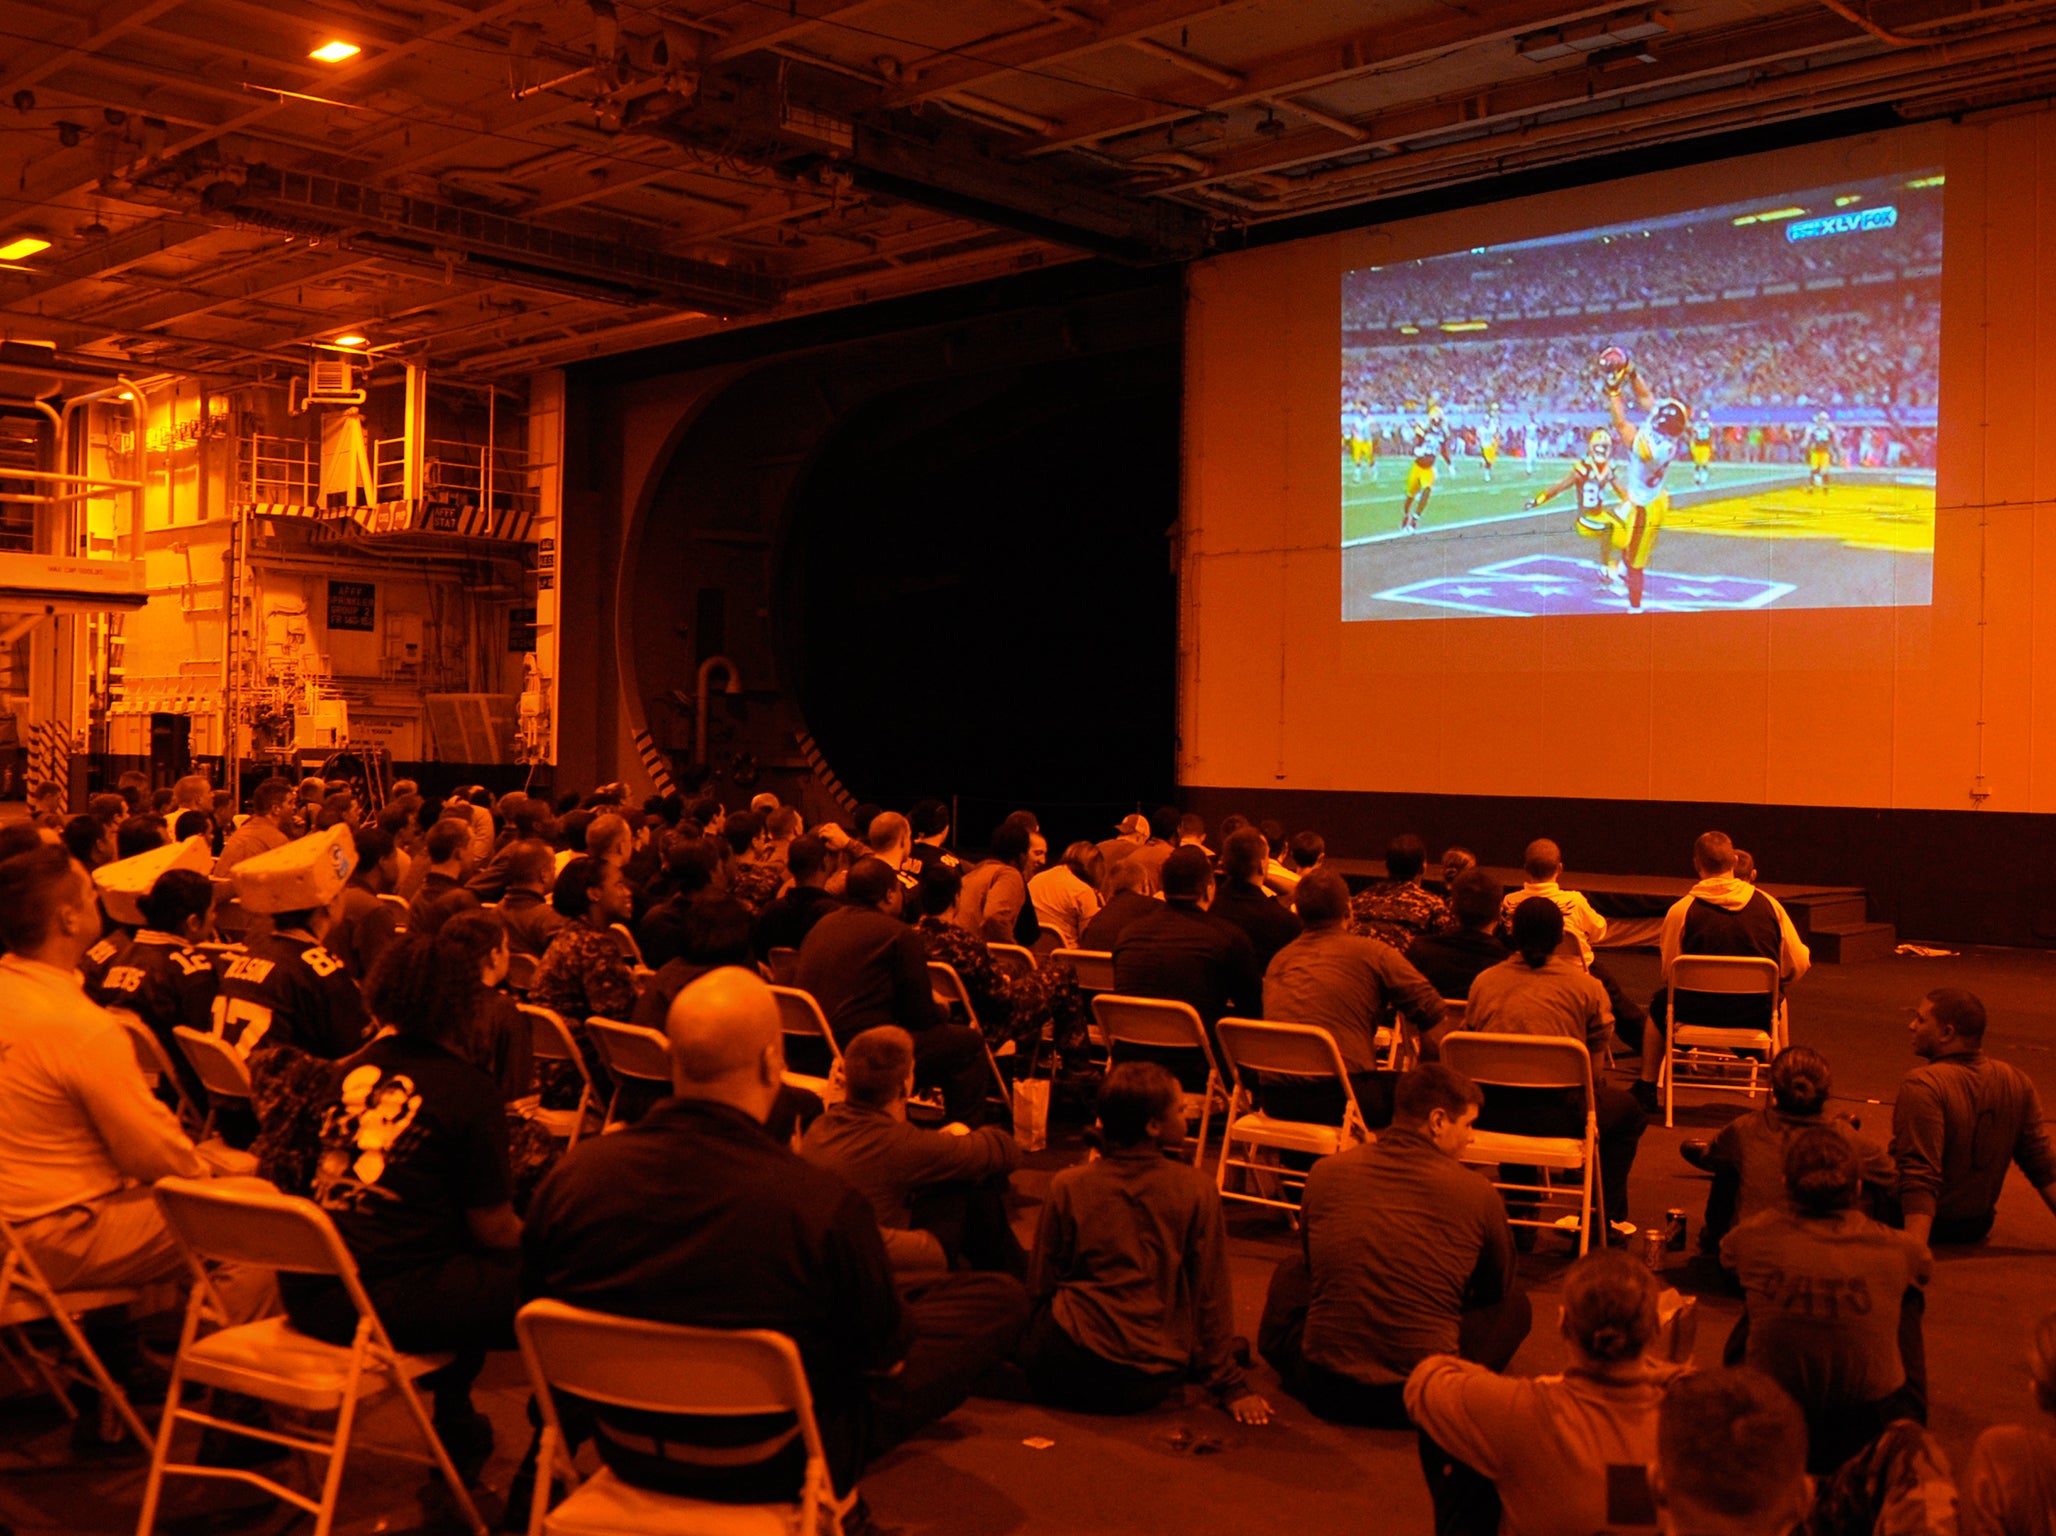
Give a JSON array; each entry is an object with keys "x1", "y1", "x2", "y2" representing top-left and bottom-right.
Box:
[{"x1": 1340, "y1": 454, "x2": 1786, "y2": 545}]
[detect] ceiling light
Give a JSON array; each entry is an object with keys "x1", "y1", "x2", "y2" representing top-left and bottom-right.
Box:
[
  {"x1": 309, "y1": 40, "x2": 361, "y2": 63},
  {"x1": 334, "y1": 334, "x2": 367, "y2": 347},
  {"x1": 0, "y1": 235, "x2": 52, "y2": 260},
  {"x1": 116, "y1": 391, "x2": 134, "y2": 402}
]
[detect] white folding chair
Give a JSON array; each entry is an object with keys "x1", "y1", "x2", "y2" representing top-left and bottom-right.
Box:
[
  {"x1": 925, "y1": 961, "x2": 1017, "y2": 1101},
  {"x1": 1089, "y1": 994, "x2": 1227, "y2": 1167},
  {"x1": 515, "y1": 1299, "x2": 856, "y2": 1536},
  {"x1": 0, "y1": 1212, "x2": 159, "y2": 1453},
  {"x1": 608, "y1": 921, "x2": 646, "y2": 968},
  {"x1": 1214, "y1": 1020, "x2": 1370, "y2": 1212},
  {"x1": 1661, "y1": 956, "x2": 1786, "y2": 1129},
  {"x1": 1439, "y1": 1031, "x2": 1603, "y2": 1256},
  {"x1": 1049, "y1": 947, "x2": 1115, "y2": 992},
  {"x1": 985, "y1": 942, "x2": 1037, "y2": 982},
  {"x1": 764, "y1": 945, "x2": 800, "y2": 986},
  {"x1": 172, "y1": 1025, "x2": 253, "y2": 1142},
  {"x1": 519, "y1": 1004, "x2": 596, "y2": 1148},
  {"x1": 138, "y1": 1178, "x2": 486, "y2": 1536},
  {"x1": 585, "y1": 1019, "x2": 672, "y2": 1130},
  {"x1": 110, "y1": 1007, "x2": 205, "y2": 1138},
  {"x1": 769, "y1": 985, "x2": 845, "y2": 1102},
  {"x1": 506, "y1": 950, "x2": 538, "y2": 994}
]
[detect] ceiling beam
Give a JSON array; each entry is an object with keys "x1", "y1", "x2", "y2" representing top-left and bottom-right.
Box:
[
  {"x1": 704, "y1": 0, "x2": 904, "y2": 64},
  {"x1": 0, "y1": 0, "x2": 194, "y2": 96},
  {"x1": 0, "y1": 215, "x2": 218, "y2": 302}
]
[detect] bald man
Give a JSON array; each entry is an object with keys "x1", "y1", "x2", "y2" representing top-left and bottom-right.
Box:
[{"x1": 519, "y1": 967, "x2": 1028, "y2": 1506}]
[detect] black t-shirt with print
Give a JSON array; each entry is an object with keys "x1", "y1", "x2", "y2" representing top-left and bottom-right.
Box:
[
  {"x1": 306, "y1": 1034, "x2": 511, "y2": 1284},
  {"x1": 211, "y1": 929, "x2": 370, "y2": 1060}
]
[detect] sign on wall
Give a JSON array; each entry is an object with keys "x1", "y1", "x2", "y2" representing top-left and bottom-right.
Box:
[
  {"x1": 326, "y1": 579, "x2": 377, "y2": 631},
  {"x1": 509, "y1": 605, "x2": 537, "y2": 652}
]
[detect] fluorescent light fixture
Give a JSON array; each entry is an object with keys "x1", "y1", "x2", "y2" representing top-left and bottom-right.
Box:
[
  {"x1": 308, "y1": 39, "x2": 361, "y2": 63},
  {"x1": 1440, "y1": 320, "x2": 1489, "y2": 333},
  {"x1": 1835, "y1": 195, "x2": 1863, "y2": 207},
  {"x1": 116, "y1": 391, "x2": 134, "y2": 402},
  {"x1": 1731, "y1": 206, "x2": 1806, "y2": 226},
  {"x1": 0, "y1": 236, "x2": 52, "y2": 261},
  {"x1": 1397, "y1": 324, "x2": 1421, "y2": 335},
  {"x1": 334, "y1": 333, "x2": 367, "y2": 347},
  {"x1": 1905, "y1": 174, "x2": 1945, "y2": 189}
]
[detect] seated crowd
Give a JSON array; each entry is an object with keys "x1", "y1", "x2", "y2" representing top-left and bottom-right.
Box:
[{"x1": 2, "y1": 777, "x2": 2053, "y2": 1536}]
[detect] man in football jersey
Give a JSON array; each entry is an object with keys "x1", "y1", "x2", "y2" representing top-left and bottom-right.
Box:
[
  {"x1": 1400, "y1": 413, "x2": 1449, "y2": 531},
  {"x1": 1527, "y1": 429, "x2": 1628, "y2": 591},
  {"x1": 1690, "y1": 414, "x2": 1715, "y2": 486},
  {"x1": 1804, "y1": 411, "x2": 1835, "y2": 493},
  {"x1": 217, "y1": 834, "x2": 370, "y2": 1062},
  {"x1": 1601, "y1": 350, "x2": 1690, "y2": 612},
  {"x1": 88, "y1": 867, "x2": 219, "y2": 1112},
  {"x1": 1523, "y1": 417, "x2": 1541, "y2": 476},
  {"x1": 1479, "y1": 409, "x2": 1501, "y2": 483}
]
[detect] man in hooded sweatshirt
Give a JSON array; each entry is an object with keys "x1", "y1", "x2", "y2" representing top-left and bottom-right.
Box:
[{"x1": 1642, "y1": 831, "x2": 1809, "y2": 1112}]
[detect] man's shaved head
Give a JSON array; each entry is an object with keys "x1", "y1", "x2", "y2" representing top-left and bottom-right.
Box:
[
  {"x1": 1523, "y1": 839, "x2": 1561, "y2": 881},
  {"x1": 665, "y1": 965, "x2": 785, "y2": 1118}
]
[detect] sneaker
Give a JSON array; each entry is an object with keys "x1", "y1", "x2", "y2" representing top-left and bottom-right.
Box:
[
  {"x1": 1607, "y1": 1220, "x2": 1639, "y2": 1248},
  {"x1": 1679, "y1": 1139, "x2": 1714, "y2": 1172}
]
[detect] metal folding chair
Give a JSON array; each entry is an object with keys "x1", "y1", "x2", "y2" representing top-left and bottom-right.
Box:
[
  {"x1": 138, "y1": 1178, "x2": 485, "y2": 1536},
  {"x1": 1214, "y1": 1020, "x2": 1370, "y2": 1212},
  {"x1": 768, "y1": 985, "x2": 845, "y2": 1102},
  {"x1": 519, "y1": 1003, "x2": 596, "y2": 1148},
  {"x1": 607, "y1": 921, "x2": 646, "y2": 968},
  {"x1": 516, "y1": 1299, "x2": 856, "y2": 1536},
  {"x1": 925, "y1": 961, "x2": 1018, "y2": 1100},
  {"x1": 110, "y1": 1007, "x2": 205, "y2": 1139},
  {"x1": 1049, "y1": 947, "x2": 1115, "y2": 992},
  {"x1": 172, "y1": 1025, "x2": 253, "y2": 1142},
  {"x1": 1088, "y1": 994, "x2": 1228, "y2": 1167},
  {"x1": 1439, "y1": 1031, "x2": 1603, "y2": 1255},
  {"x1": 506, "y1": 950, "x2": 538, "y2": 994},
  {"x1": 584, "y1": 1019, "x2": 672, "y2": 1130},
  {"x1": 764, "y1": 945, "x2": 800, "y2": 986},
  {"x1": 1662, "y1": 955, "x2": 1786, "y2": 1129},
  {"x1": 985, "y1": 942, "x2": 1037, "y2": 982},
  {"x1": 0, "y1": 1211, "x2": 159, "y2": 1452}
]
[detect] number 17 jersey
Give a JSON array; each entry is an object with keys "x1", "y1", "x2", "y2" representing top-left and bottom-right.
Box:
[{"x1": 212, "y1": 928, "x2": 371, "y2": 1061}]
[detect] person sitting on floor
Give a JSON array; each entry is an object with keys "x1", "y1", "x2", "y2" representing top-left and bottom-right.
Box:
[
  {"x1": 1961, "y1": 1306, "x2": 2056, "y2": 1536},
  {"x1": 1653, "y1": 1369, "x2": 1812, "y2": 1536},
  {"x1": 1406, "y1": 1248, "x2": 1694, "y2": 1536},
  {"x1": 1893, "y1": 987, "x2": 2056, "y2": 1247},
  {"x1": 283, "y1": 926, "x2": 523, "y2": 1483},
  {"x1": 1260, "y1": 1064, "x2": 1530, "y2": 1429},
  {"x1": 1405, "y1": 868, "x2": 1511, "y2": 1002},
  {"x1": 1645, "y1": 830, "x2": 1811, "y2": 1112},
  {"x1": 1208, "y1": 827, "x2": 1303, "y2": 971},
  {"x1": 1023, "y1": 1062, "x2": 1270, "y2": 1425},
  {"x1": 1720, "y1": 1126, "x2": 1931, "y2": 1474},
  {"x1": 1350, "y1": 834, "x2": 1450, "y2": 948},
  {"x1": 1260, "y1": 868, "x2": 1444, "y2": 1126},
  {"x1": 1448, "y1": 897, "x2": 1645, "y2": 1242},
  {"x1": 1079, "y1": 856, "x2": 1158, "y2": 952},
  {"x1": 518, "y1": 967, "x2": 1030, "y2": 1515},
  {"x1": 1690, "y1": 1046, "x2": 1896, "y2": 1251},
  {"x1": 802, "y1": 1026, "x2": 1022, "y2": 1275},
  {"x1": 798, "y1": 857, "x2": 993, "y2": 1124}
]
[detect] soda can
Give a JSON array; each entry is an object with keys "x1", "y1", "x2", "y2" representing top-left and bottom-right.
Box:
[
  {"x1": 1665, "y1": 1209, "x2": 1688, "y2": 1252},
  {"x1": 1639, "y1": 1227, "x2": 1667, "y2": 1270}
]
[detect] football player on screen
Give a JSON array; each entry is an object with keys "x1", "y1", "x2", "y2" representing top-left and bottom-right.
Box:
[
  {"x1": 1400, "y1": 410, "x2": 1450, "y2": 532},
  {"x1": 1480, "y1": 407, "x2": 1501, "y2": 482},
  {"x1": 1805, "y1": 411, "x2": 1835, "y2": 493},
  {"x1": 1528, "y1": 429, "x2": 1629, "y2": 592},
  {"x1": 1598, "y1": 346, "x2": 1690, "y2": 612},
  {"x1": 1690, "y1": 412, "x2": 1715, "y2": 486}
]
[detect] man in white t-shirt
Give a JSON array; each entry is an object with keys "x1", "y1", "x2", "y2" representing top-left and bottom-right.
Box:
[{"x1": 1028, "y1": 842, "x2": 1104, "y2": 951}]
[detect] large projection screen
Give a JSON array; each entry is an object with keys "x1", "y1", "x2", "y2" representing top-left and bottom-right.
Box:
[
  {"x1": 1340, "y1": 172, "x2": 1939, "y2": 620},
  {"x1": 1181, "y1": 117, "x2": 2056, "y2": 815}
]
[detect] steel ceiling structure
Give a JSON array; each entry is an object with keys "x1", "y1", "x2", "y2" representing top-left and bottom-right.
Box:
[{"x1": 0, "y1": 0, "x2": 2051, "y2": 381}]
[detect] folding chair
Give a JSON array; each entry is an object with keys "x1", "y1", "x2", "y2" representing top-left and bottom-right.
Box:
[
  {"x1": 1439, "y1": 1031, "x2": 1603, "y2": 1256},
  {"x1": 172, "y1": 1025, "x2": 253, "y2": 1142},
  {"x1": 506, "y1": 949, "x2": 538, "y2": 994},
  {"x1": 1661, "y1": 956, "x2": 1786, "y2": 1129},
  {"x1": 607, "y1": 922, "x2": 646, "y2": 968},
  {"x1": 0, "y1": 1212, "x2": 158, "y2": 1452},
  {"x1": 927, "y1": 961, "x2": 1024, "y2": 1104},
  {"x1": 515, "y1": 1299, "x2": 856, "y2": 1536},
  {"x1": 1089, "y1": 995, "x2": 1227, "y2": 1167},
  {"x1": 585, "y1": 1019, "x2": 672, "y2": 1130},
  {"x1": 137, "y1": 1178, "x2": 486, "y2": 1536},
  {"x1": 1049, "y1": 947, "x2": 1115, "y2": 992},
  {"x1": 768, "y1": 985, "x2": 844, "y2": 1102},
  {"x1": 764, "y1": 945, "x2": 800, "y2": 986},
  {"x1": 519, "y1": 1004, "x2": 596, "y2": 1149},
  {"x1": 110, "y1": 1007, "x2": 204, "y2": 1139},
  {"x1": 985, "y1": 942, "x2": 1037, "y2": 983},
  {"x1": 1214, "y1": 1020, "x2": 1370, "y2": 1212}
]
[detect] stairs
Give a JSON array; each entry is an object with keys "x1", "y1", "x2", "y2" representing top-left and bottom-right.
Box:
[{"x1": 1786, "y1": 892, "x2": 1895, "y2": 963}]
